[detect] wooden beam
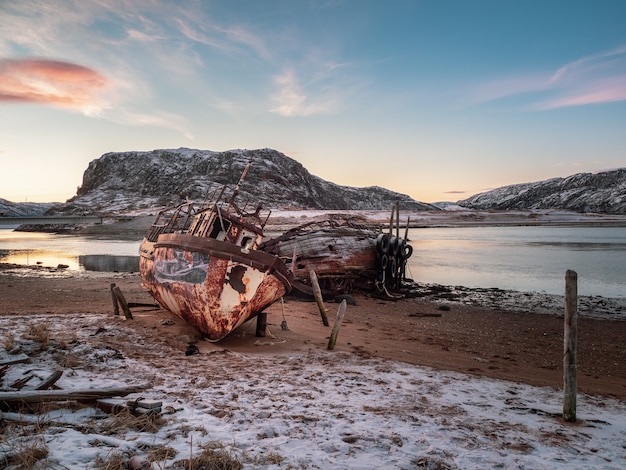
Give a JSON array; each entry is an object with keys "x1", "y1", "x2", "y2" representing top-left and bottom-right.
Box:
[
  {"x1": 327, "y1": 300, "x2": 347, "y2": 350},
  {"x1": 0, "y1": 385, "x2": 149, "y2": 406},
  {"x1": 309, "y1": 269, "x2": 329, "y2": 326}
]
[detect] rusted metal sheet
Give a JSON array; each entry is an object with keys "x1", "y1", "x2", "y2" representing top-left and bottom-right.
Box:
[
  {"x1": 138, "y1": 171, "x2": 293, "y2": 341},
  {"x1": 140, "y1": 236, "x2": 289, "y2": 341}
]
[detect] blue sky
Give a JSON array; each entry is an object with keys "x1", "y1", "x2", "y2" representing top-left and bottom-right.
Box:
[{"x1": 1, "y1": 0, "x2": 625, "y2": 204}]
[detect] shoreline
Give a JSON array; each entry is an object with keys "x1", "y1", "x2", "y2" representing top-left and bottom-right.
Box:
[
  {"x1": 2, "y1": 259, "x2": 624, "y2": 321},
  {"x1": 1, "y1": 266, "x2": 625, "y2": 401},
  {"x1": 5, "y1": 208, "x2": 626, "y2": 237}
]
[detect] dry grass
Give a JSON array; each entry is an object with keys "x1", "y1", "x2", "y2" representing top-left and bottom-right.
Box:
[
  {"x1": 24, "y1": 321, "x2": 50, "y2": 345},
  {"x1": 1, "y1": 331, "x2": 15, "y2": 350},
  {"x1": 0, "y1": 437, "x2": 49, "y2": 469},
  {"x1": 171, "y1": 441, "x2": 242, "y2": 470},
  {"x1": 148, "y1": 445, "x2": 178, "y2": 463},
  {"x1": 92, "y1": 449, "x2": 125, "y2": 470},
  {"x1": 60, "y1": 351, "x2": 83, "y2": 368},
  {"x1": 98, "y1": 409, "x2": 166, "y2": 435}
]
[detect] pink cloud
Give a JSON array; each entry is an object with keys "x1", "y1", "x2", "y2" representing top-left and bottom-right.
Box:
[
  {"x1": 535, "y1": 75, "x2": 626, "y2": 110},
  {"x1": 465, "y1": 45, "x2": 626, "y2": 110},
  {"x1": 0, "y1": 58, "x2": 111, "y2": 114}
]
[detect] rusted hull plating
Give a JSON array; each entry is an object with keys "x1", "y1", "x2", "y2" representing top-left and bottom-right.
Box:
[{"x1": 139, "y1": 236, "x2": 290, "y2": 341}]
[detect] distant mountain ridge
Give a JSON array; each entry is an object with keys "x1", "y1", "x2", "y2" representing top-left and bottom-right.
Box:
[
  {"x1": 0, "y1": 198, "x2": 58, "y2": 217},
  {"x1": 458, "y1": 169, "x2": 626, "y2": 214},
  {"x1": 49, "y1": 148, "x2": 437, "y2": 214}
]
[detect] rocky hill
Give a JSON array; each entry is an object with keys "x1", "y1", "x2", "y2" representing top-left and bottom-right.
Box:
[
  {"x1": 49, "y1": 148, "x2": 437, "y2": 215},
  {"x1": 0, "y1": 198, "x2": 58, "y2": 217},
  {"x1": 458, "y1": 169, "x2": 626, "y2": 214}
]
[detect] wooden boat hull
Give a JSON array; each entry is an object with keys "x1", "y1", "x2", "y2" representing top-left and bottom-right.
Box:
[
  {"x1": 261, "y1": 224, "x2": 379, "y2": 294},
  {"x1": 139, "y1": 234, "x2": 291, "y2": 341}
]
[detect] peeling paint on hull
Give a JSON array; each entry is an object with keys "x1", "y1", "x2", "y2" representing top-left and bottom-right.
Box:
[{"x1": 140, "y1": 234, "x2": 291, "y2": 341}]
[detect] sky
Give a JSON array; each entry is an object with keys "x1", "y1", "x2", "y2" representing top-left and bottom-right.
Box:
[{"x1": 1, "y1": 0, "x2": 625, "y2": 204}]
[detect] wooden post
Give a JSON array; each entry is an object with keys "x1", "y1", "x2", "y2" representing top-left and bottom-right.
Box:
[
  {"x1": 563, "y1": 269, "x2": 578, "y2": 422},
  {"x1": 309, "y1": 269, "x2": 329, "y2": 326},
  {"x1": 256, "y1": 312, "x2": 267, "y2": 337},
  {"x1": 110, "y1": 283, "x2": 120, "y2": 316},
  {"x1": 327, "y1": 300, "x2": 347, "y2": 350},
  {"x1": 113, "y1": 286, "x2": 133, "y2": 320},
  {"x1": 404, "y1": 216, "x2": 410, "y2": 241},
  {"x1": 395, "y1": 200, "x2": 400, "y2": 239}
]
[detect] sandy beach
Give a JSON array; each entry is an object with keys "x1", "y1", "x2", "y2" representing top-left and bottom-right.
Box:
[{"x1": 1, "y1": 264, "x2": 624, "y2": 401}]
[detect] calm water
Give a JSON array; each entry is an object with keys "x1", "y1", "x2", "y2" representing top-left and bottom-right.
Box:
[
  {"x1": 406, "y1": 226, "x2": 626, "y2": 298},
  {"x1": 0, "y1": 230, "x2": 140, "y2": 272},
  {"x1": 0, "y1": 226, "x2": 624, "y2": 297}
]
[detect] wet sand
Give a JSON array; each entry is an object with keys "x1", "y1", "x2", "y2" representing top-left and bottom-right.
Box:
[{"x1": 1, "y1": 266, "x2": 624, "y2": 400}]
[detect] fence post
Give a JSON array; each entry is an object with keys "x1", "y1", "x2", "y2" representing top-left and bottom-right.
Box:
[
  {"x1": 327, "y1": 300, "x2": 347, "y2": 350},
  {"x1": 309, "y1": 269, "x2": 329, "y2": 327},
  {"x1": 563, "y1": 270, "x2": 578, "y2": 422}
]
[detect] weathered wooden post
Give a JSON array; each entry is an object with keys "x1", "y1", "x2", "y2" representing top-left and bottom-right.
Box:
[
  {"x1": 112, "y1": 285, "x2": 133, "y2": 320},
  {"x1": 256, "y1": 312, "x2": 267, "y2": 337},
  {"x1": 563, "y1": 269, "x2": 578, "y2": 422},
  {"x1": 327, "y1": 300, "x2": 347, "y2": 350},
  {"x1": 395, "y1": 200, "x2": 400, "y2": 238},
  {"x1": 309, "y1": 269, "x2": 329, "y2": 326},
  {"x1": 110, "y1": 283, "x2": 120, "y2": 316}
]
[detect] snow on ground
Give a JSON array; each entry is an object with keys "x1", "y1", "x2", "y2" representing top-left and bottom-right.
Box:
[{"x1": 1, "y1": 312, "x2": 625, "y2": 469}]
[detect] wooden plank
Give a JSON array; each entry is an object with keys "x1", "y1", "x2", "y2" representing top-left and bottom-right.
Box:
[
  {"x1": 0, "y1": 385, "x2": 148, "y2": 405},
  {"x1": 34, "y1": 370, "x2": 63, "y2": 390},
  {"x1": 0, "y1": 353, "x2": 29, "y2": 366}
]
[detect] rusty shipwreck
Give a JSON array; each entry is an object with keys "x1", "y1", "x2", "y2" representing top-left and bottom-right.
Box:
[
  {"x1": 138, "y1": 165, "x2": 293, "y2": 341},
  {"x1": 260, "y1": 207, "x2": 413, "y2": 297},
  {"x1": 139, "y1": 159, "x2": 414, "y2": 341}
]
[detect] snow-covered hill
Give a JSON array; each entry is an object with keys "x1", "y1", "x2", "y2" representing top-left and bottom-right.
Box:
[
  {"x1": 458, "y1": 169, "x2": 626, "y2": 214},
  {"x1": 0, "y1": 198, "x2": 58, "y2": 217},
  {"x1": 49, "y1": 148, "x2": 438, "y2": 215}
]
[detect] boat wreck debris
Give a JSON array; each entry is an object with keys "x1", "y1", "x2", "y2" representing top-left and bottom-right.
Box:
[
  {"x1": 139, "y1": 161, "x2": 414, "y2": 341},
  {"x1": 259, "y1": 203, "x2": 413, "y2": 297},
  {"x1": 139, "y1": 162, "x2": 293, "y2": 341}
]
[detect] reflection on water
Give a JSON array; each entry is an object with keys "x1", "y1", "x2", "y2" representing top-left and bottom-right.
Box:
[
  {"x1": 1, "y1": 226, "x2": 625, "y2": 296},
  {"x1": 0, "y1": 229, "x2": 141, "y2": 273},
  {"x1": 0, "y1": 249, "x2": 140, "y2": 273},
  {"x1": 406, "y1": 225, "x2": 626, "y2": 298},
  {"x1": 0, "y1": 249, "x2": 81, "y2": 270},
  {"x1": 79, "y1": 255, "x2": 139, "y2": 272}
]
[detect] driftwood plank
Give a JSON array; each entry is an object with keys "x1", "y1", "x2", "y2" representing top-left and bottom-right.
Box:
[
  {"x1": 0, "y1": 353, "x2": 29, "y2": 366},
  {"x1": 34, "y1": 370, "x2": 63, "y2": 390},
  {"x1": 0, "y1": 385, "x2": 149, "y2": 405}
]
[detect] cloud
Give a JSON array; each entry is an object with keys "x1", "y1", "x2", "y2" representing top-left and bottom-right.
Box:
[
  {"x1": 534, "y1": 75, "x2": 626, "y2": 110},
  {"x1": 444, "y1": 190, "x2": 466, "y2": 194},
  {"x1": 270, "y1": 67, "x2": 348, "y2": 117},
  {"x1": 468, "y1": 45, "x2": 626, "y2": 110},
  {"x1": 0, "y1": 58, "x2": 112, "y2": 115}
]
